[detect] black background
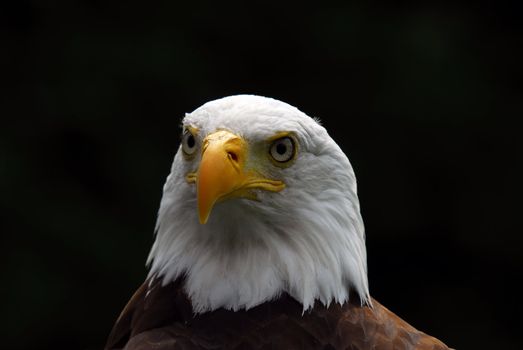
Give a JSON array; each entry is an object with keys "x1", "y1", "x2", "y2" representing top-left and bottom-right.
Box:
[{"x1": 2, "y1": 1, "x2": 522, "y2": 349}]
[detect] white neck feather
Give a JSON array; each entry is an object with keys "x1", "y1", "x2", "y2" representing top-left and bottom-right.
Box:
[{"x1": 147, "y1": 150, "x2": 370, "y2": 313}]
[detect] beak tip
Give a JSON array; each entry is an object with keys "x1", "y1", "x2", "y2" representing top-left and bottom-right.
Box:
[{"x1": 198, "y1": 209, "x2": 210, "y2": 224}]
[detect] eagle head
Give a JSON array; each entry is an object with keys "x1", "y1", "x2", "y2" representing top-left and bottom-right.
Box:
[{"x1": 147, "y1": 95, "x2": 370, "y2": 313}]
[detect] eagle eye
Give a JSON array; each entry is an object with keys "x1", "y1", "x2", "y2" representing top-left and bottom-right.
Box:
[
  {"x1": 182, "y1": 129, "x2": 198, "y2": 157},
  {"x1": 269, "y1": 136, "x2": 296, "y2": 164}
]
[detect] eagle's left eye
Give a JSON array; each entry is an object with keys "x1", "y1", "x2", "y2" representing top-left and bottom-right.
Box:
[{"x1": 269, "y1": 136, "x2": 295, "y2": 163}]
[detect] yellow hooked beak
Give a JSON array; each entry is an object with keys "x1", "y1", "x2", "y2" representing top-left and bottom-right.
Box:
[{"x1": 186, "y1": 130, "x2": 285, "y2": 224}]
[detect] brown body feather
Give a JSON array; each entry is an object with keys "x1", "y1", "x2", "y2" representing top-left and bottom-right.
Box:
[{"x1": 106, "y1": 278, "x2": 450, "y2": 350}]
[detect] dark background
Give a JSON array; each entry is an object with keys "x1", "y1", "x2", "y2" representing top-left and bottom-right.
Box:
[{"x1": 2, "y1": 1, "x2": 522, "y2": 349}]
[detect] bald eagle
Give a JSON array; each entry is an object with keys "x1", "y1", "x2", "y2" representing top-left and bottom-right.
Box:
[{"x1": 105, "y1": 95, "x2": 450, "y2": 350}]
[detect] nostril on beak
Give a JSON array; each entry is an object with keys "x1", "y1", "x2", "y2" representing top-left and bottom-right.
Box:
[{"x1": 227, "y1": 151, "x2": 239, "y2": 162}]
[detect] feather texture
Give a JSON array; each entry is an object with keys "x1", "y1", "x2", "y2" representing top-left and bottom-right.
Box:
[{"x1": 106, "y1": 278, "x2": 450, "y2": 350}]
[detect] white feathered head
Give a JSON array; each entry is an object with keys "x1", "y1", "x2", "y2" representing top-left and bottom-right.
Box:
[{"x1": 147, "y1": 95, "x2": 370, "y2": 312}]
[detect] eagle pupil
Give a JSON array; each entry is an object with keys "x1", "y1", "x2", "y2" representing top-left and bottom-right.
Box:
[
  {"x1": 276, "y1": 143, "x2": 287, "y2": 155},
  {"x1": 187, "y1": 135, "x2": 195, "y2": 148}
]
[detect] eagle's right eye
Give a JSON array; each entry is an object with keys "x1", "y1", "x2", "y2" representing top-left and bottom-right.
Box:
[{"x1": 182, "y1": 129, "x2": 197, "y2": 156}]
